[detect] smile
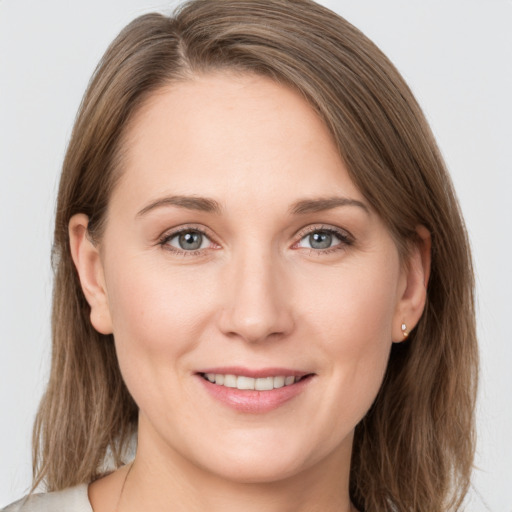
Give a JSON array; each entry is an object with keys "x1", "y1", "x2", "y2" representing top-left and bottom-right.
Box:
[
  {"x1": 202, "y1": 373, "x2": 304, "y2": 391},
  {"x1": 197, "y1": 368, "x2": 315, "y2": 413}
]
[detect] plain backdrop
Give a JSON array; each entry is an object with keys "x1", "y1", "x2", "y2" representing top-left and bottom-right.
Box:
[{"x1": 1, "y1": 0, "x2": 511, "y2": 509}]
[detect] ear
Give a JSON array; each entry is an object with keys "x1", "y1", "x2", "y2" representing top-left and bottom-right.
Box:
[
  {"x1": 69, "y1": 214, "x2": 113, "y2": 335},
  {"x1": 392, "y1": 225, "x2": 431, "y2": 342}
]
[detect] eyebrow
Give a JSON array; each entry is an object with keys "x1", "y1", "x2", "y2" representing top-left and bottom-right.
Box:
[
  {"x1": 136, "y1": 194, "x2": 369, "y2": 217},
  {"x1": 289, "y1": 196, "x2": 370, "y2": 215},
  {"x1": 137, "y1": 195, "x2": 222, "y2": 217}
]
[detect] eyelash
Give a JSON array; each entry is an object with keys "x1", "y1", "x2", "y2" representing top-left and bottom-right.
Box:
[
  {"x1": 158, "y1": 224, "x2": 353, "y2": 256},
  {"x1": 294, "y1": 225, "x2": 353, "y2": 255},
  {"x1": 158, "y1": 225, "x2": 215, "y2": 256}
]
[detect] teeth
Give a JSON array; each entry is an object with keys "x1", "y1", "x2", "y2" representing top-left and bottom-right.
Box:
[
  {"x1": 223, "y1": 374, "x2": 237, "y2": 388},
  {"x1": 237, "y1": 376, "x2": 255, "y2": 390},
  {"x1": 273, "y1": 376, "x2": 285, "y2": 388},
  {"x1": 255, "y1": 377, "x2": 274, "y2": 391},
  {"x1": 203, "y1": 373, "x2": 300, "y2": 390}
]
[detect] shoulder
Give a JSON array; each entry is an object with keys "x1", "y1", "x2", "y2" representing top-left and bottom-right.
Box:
[{"x1": 1, "y1": 484, "x2": 92, "y2": 512}]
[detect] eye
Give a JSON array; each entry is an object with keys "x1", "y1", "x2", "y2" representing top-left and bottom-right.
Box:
[
  {"x1": 296, "y1": 227, "x2": 350, "y2": 252},
  {"x1": 162, "y1": 229, "x2": 212, "y2": 252}
]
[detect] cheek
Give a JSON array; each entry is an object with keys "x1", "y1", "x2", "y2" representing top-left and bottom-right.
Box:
[
  {"x1": 305, "y1": 256, "x2": 399, "y2": 348},
  {"x1": 106, "y1": 258, "x2": 210, "y2": 343},
  {"x1": 303, "y1": 258, "x2": 399, "y2": 416},
  {"x1": 103, "y1": 258, "x2": 215, "y2": 398}
]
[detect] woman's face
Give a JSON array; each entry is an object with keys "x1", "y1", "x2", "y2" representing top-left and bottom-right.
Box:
[{"x1": 78, "y1": 73, "x2": 415, "y2": 483}]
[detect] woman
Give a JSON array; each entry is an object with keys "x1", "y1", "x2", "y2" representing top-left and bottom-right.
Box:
[{"x1": 3, "y1": 0, "x2": 478, "y2": 511}]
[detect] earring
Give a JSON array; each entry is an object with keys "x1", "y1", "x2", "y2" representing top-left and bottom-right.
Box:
[{"x1": 401, "y1": 322, "x2": 409, "y2": 338}]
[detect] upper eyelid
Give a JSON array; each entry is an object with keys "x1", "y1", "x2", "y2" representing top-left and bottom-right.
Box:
[
  {"x1": 159, "y1": 224, "x2": 214, "y2": 241},
  {"x1": 295, "y1": 224, "x2": 352, "y2": 240}
]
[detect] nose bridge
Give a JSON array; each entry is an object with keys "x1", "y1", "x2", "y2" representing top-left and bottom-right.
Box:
[{"x1": 219, "y1": 239, "x2": 293, "y2": 343}]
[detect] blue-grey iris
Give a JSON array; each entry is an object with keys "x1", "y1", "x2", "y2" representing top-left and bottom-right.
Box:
[
  {"x1": 310, "y1": 232, "x2": 332, "y2": 249},
  {"x1": 179, "y1": 232, "x2": 203, "y2": 250}
]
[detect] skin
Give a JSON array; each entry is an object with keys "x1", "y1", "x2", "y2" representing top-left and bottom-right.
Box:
[{"x1": 70, "y1": 73, "x2": 430, "y2": 512}]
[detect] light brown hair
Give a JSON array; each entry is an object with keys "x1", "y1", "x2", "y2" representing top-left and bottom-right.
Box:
[{"x1": 33, "y1": 1, "x2": 478, "y2": 510}]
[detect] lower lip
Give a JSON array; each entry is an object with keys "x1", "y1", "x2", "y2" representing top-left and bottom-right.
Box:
[{"x1": 197, "y1": 375, "x2": 314, "y2": 414}]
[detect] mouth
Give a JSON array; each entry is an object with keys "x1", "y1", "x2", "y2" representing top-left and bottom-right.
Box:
[
  {"x1": 200, "y1": 372, "x2": 312, "y2": 391},
  {"x1": 196, "y1": 368, "x2": 315, "y2": 413}
]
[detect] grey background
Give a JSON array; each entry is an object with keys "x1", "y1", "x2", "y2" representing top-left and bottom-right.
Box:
[{"x1": 1, "y1": 0, "x2": 511, "y2": 509}]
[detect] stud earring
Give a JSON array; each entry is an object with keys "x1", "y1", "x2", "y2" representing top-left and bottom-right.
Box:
[{"x1": 401, "y1": 322, "x2": 409, "y2": 338}]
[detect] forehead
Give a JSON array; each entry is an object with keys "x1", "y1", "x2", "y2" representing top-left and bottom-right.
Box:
[{"x1": 112, "y1": 72, "x2": 364, "y2": 213}]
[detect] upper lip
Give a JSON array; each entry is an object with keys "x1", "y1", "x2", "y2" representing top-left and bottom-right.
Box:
[{"x1": 196, "y1": 367, "x2": 312, "y2": 379}]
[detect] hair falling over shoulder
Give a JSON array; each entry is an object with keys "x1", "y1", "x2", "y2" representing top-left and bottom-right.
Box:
[{"x1": 33, "y1": 1, "x2": 478, "y2": 510}]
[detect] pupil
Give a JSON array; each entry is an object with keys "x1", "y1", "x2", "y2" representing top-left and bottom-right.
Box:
[
  {"x1": 179, "y1": 232, "x2": 202, "y2": 250},
  {"x1": 310, "y1": 232, "x2": 331, "y2": 249}
]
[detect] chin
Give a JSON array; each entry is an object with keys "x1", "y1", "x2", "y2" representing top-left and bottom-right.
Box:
[
  {"x1": 186, "y1": 428, "x2": 345, "y2": 485},
  {"x1": 201, "y1": 454, "x2": 311, "y2": 485}
]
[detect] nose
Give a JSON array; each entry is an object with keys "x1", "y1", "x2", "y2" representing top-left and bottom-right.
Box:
[{"x1": 217, "y1": 246, "x2": 295, "y2": 344}]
